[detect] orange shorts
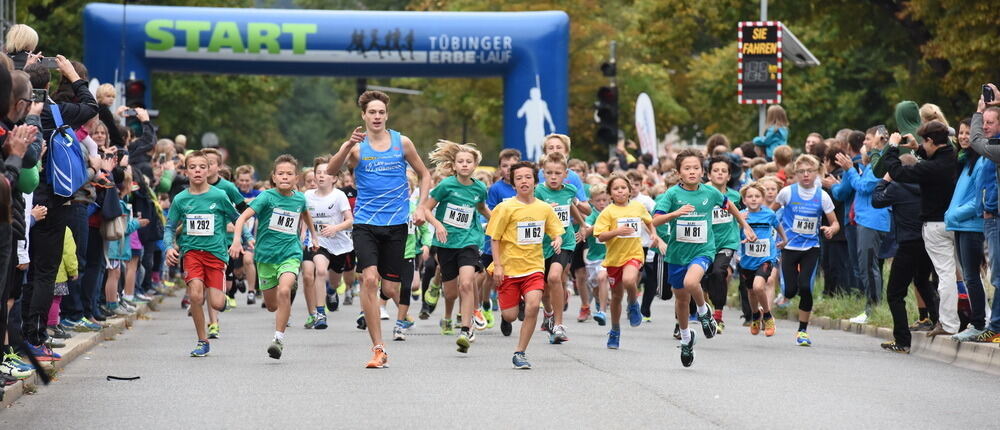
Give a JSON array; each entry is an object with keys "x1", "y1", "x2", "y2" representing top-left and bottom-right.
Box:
[
  {"x1": 607, "y1": 259, "x2": 643, "y2": 289},
  {"x1": 183, "y1": 250, "x2": 226, "y2": 291},
  {"x1": 497, "y1": 272, "x2": 545, "y2": 310}
]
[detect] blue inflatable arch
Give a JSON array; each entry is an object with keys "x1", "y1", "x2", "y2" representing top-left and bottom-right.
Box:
[{"x1": 82, "y1": 3, "x2": 569, "y2": 160}]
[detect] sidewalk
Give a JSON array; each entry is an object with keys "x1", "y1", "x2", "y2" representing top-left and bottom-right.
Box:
[{"x1": 1, "y1": 293, "x2": 171, "y2": 408}]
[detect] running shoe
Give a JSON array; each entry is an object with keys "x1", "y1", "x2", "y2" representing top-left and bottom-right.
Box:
[
  {"x1": 343, "y1": 289, "x2": 354, "y2": 306},
  {"x1": 673, "y1": 323, "x2": 681, "y2": 340},
  {"x1": 247, "y1": 291, "x2": 257, "y2": 305},
  {"x1": 268, "y1": 338, "x2": 283, "y2": 359},
  {"x1": 764, "y1": 317, "x2": 776, "y2": 337},
  {"x1": 439, "y1": 318, "x2": 454, "y2": 335},
  {"x1": 594, "y1": 311, "x2": 607, "y2": 326},
  {"x1": 48, "y1": 325, "x2": 72, "y2": 339},
  {"x1": 483, "y1": 309, "x2": 495, "y2": 328},
  {"x1": 419, "y1": 309, "x2": 431, "y2": 320},
  {"x1": 79, "y1": 318, "x2": 103, "y2": 331},
  {"x1": 191, "y1": 340, "x2": 210, "y2": 357},
  {"x1": 366, "y1": 345, "x2": 388, "y2": 368},
  {"x1": 313, "y1": 313, "x2": 328, "y2": 330},
  {"x1": 880, "y1": 340, "x2": 910, "y2": 354},
  {"x1": 181, "y1": 296, "x2": 191, "y2": 309},
  {"x1": 379, "y1": 306, "x2": 390, "y2": 321},
  {"x1": 45, "y1": 336, "x2": 66, "y2": 349},
  {"x1": 226, "y1": 296, "x2": 238, "y2": 310},
  {"x1": 578, "y1": 307, "x2": 591, "y2": 323},
  {"x1": 456, "y1": 331, "x2": 472, "y2": 353},
  {"x1": 796, "y1": 331, "x2": 812, "y2": 347},
  {"x1": 356, "y1": 313, "x2": 367, "y2": 330},
  {"x1": 642, "y1": 316, "x2": 652, "y2": 323},
  {"x1": 424, "y1": 283, "x2": 441, "y2": 306},
  {"x1": 517, "y1": 301, "x2": 525, "y2": 321},
  {"x1": 549, "y1": 325, "x2": 568, "y2": 344},
  {"x1": 908, "y1": 318, "x2": 933, "y2": 331},
  {"x1": 208, "y1": 323, "x2": 220, "y2": 339},
  {"x1": 398, "y1": 319, "x2": 414, "y2": 329},
  {"x1": 473, "y1": 309, "x2": 488, "y2": 331},
  {"x1": 26, "y1": 343, "x2": 61, "y2": 362},
  {"x1": 304, "y1": 314, "x2": 316, "y2": 329},
  {"x1": 697, "y1": 306, "x2": 718, "y2": 339},
  {"x1": 134, "y1": 293, "x2": 152, "y2": 303},
  {"x1": 849, "y1": 313, "x2": 868, "y2": 325},
  {"x1": 627, "y1": 302, "x2": 642, "y2": 327},
  {"x1": 742, "y1": 319, "x2": 753, "y2": 327},
  {"x1": 952, "y1": 327, "x2": 986, "y2": 342},
  {"x1": 0, "y1": 356, "x2": 33, "y2": 380},
  {"x1": 750, "y1": 319, "x2": 761, "y2": 336},
  {"x1": 512, "y1": 351, "x2": 531, "y2": 369},
  {"x1": 500, "y1": 318, "x2": 513, "y2": 336},
  {"x1": 326, "y1": 293, "x2": 338, "y2": 312},
  {"x1": 715, "y1": 320, "x2": 725, "y2": 335},
  {"x1": 393, "y1": 326, "x2": 406, "y2": 341},
  {"x1": 973, "y1": 329, "x2": 1000, "y2": 343},
  {"x1": 112, "y1": 305, "x2": 130, "y2": 317},
  {"x1": 679, "y1": 331, "x2": 696, "y2": 367},
  {"x1": 607, "y1": 330, "x2": 620, "y2": 349},
  {"x1": 540, "y1": 314, "x2": 554, "y2": 333}
]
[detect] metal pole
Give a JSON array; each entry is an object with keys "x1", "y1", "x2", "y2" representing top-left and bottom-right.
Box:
[
  {"x1": 758, "y1": 0, "x2": 768, "y2": 136},
  {"x1": 609, "y1": 40, "x2": 617, "y2": 160}
]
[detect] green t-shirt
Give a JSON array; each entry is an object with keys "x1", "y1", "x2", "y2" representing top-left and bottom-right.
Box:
[
  {"x1": 535, "y1": 183, "x2": 578, "y2": 257},
  {"x1": 167, "y1": 187, "x2": 240, "y2": 264},
  {"x1": 249, "y1": 188, "x2": 307, "y2": 264},
  {"x1": 430, "y1": 176, "x2": 488, "y2": 249},
  {"x1": 406, "y1": 200, "x2": 432, "y2": 258},
  {"x1": 584, "y1": 211, "x2": 606, "y2": 262},
  {"x1": 655, "y1": 183, "x2": 727, "y2": 265},
  {"x1": 652, "y1": 193, "x2": 673, "y2": 255},
  {"x1": 211, "y1": 177, "x2": 245, "y2": 241},
  {"x1": 709, "y1": 187, "x2": 742, "y2": 251}
]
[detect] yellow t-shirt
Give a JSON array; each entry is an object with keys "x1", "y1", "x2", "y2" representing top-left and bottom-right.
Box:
[
  {"x1": 593, "y1": 201, "x2": 652, "y2": 267},
  {"x1": 486, "y1": 197, "x2": 565, "y2": 277}
]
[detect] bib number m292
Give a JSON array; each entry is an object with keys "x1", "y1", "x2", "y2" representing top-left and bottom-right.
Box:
[{"x1": 186, "y1": 214, "x2": 214, "y2": 236}]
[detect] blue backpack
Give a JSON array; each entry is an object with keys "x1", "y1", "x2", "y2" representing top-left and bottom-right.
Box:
[{"x1": 46, "y1": 104, "x2": 88, "y2": 197}]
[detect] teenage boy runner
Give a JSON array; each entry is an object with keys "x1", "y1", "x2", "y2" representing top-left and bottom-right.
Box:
[
  {"x1": 535, "y1": 152, "x2": 584, "y2": 344},
  {"x1": 164, "y1": 151, "x2": 244, "y2": 357},
  {"x1": 327, "y1": 90, "x2": 432, "y2": 368},
  {"x1": 302, "y1": 156, "x2": 353, "y2": 330},
  {"x1": 486, "y1": 161, "x2": 565, "y2": 369},
  {"x1": 703, "y1": 157, "x2": 742, "y2": 332},
  {"x1": 202, "y1": 148, "x2": 248, "y2": 338},
  {"x1": 653, "y1": 149, "x2": 756, "y2": 367},
  {"x1": 230, "y1": 155, "x2": 318, "y2": 359},
  {"x1": 480, "y1": 149, "x2": 521, "y2": 326}
]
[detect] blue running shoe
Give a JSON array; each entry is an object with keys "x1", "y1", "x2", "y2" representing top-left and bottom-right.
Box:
[
  {"x1": 512, "y1": 352, "x2": 531, "y2": 369},
  {"x1": 190, "y1": 340, "x2": 210, "y2": 357},
  {"x1": 607, "y1": 330, "x2": 621, "y2": 349},
  {"x1": 398, "y1": 319, "x2": 414, "y2": 329},
  {"x1": 594, "y1": 311, "x2": 607, "y2": 326},
  {"x1": 627, "y1": 302, "x2": 642, "y2": 327},
  {"x1": 796, "y1": 331, "x2": 812, "y2": 347},
  {"x1": 313, "y1": 313, "x2": 328, "y2": 330},
  {"x1": 79, "y1": 318, "x2": 103, "y2": 331}
]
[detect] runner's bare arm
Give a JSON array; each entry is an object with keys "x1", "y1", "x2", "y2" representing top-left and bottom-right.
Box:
[
  {"x1": 327, "y1": 127, "x2": 365, "y2": 175},
  {"x1": 477, "y1": 201, "x2": 491, "y2": 220},
  {"x1": 728, "y1": 200, "x2": 757, "y2": 243},
  {"x1": 229, "y1": 206, "x2": 257, "y2": 258},
  {"x1": 402, "y1": 135, "x2": 431, "y2": 225},
  {"x1": 421, "y1": 196, "x2": 448, "y2": 243},
  {"x1": 301, "y1": 209, "x2": 319, "y2": 250}
]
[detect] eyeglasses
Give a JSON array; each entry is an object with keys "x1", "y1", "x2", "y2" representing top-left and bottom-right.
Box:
[{"x1": 19, "y1": 98, "x2": 32, "y2": 104}]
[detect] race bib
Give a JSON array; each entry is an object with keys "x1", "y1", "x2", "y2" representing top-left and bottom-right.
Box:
[
  {"x1": 676, "y1": 219, "x2": 708, "y2": 244},
  {"x1": 712, "y1": 206, "x2": 732, "y2": 225},
  {"x1": 645, "y1": 248, "x2": 656, "y2": 263},
  {"x1": 313, "y1": 222, "x2": 327, "y2": 234},
  {"x1": 792, "y1": 215, "x2": 819, "y2": 235},
  {"x1": 616, "y1": 217, "x2": 641, "y2": 238},
  {"x1": 744, "y1": 240, "x2": 770, "y2": 258},
  {"x1": 268, "y1": 208, "x2": 299, "y2": 234},
  {"x1": 443, "y1": 203, "x2": 474, "y2": 229},
  {"x1": 554, "y1": 205, "x2": 571, "y2": 227},
  {"x1": 186, "y1": 214, "x2": 214, "y2": 237},
  {"x1": 407, "y1": 218, "x2": 415, "y2": 235},
  {"x1": 516, "y1": 221, "x2": 544, "y2": 245}
]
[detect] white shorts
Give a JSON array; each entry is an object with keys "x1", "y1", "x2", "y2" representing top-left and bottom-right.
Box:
[{"x1": 585, "y1": 260, "x2": 607, "y2": 288}]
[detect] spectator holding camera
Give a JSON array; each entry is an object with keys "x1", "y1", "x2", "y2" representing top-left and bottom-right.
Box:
[
  {"x1": 3, "y1": 24, "x2": 39, "y2": 70},
  {"x1": 966, "y1": 83, "x2": 1000, "y2": 342},
  {"x1": 118, "y1": 106, "x2": 156, "y2": 179}
]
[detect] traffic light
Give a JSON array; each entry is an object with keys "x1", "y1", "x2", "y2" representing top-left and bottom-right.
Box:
[
  {"x1": 124, "y1": 79, "x2": 146, "y2": 108},
  {"x1": 356, "y1": 78, "x2": 367, "y2": 101},
  {"x1": 595, "y1": 85, "x2": 618, "y2": 145}
]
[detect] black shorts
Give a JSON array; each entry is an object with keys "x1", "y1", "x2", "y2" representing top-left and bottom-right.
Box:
[
  {"x1": 330, "y1": 251, "x2": 356, "y2": 274},
  {"x1": 434, "y1": 245, "x2": 482, "y2": 282},
  {"x1": 225, "y1": 252, "x2": 244, "y2": 281},
  {"x1": 303, "y1": 246, "x2": 335, "y2": 263},
  {"x1": 571, "y1": 240, "x2": 587, "y2": 272},
  {"x1": 353, "y1": 223, "x2": 406, "y2": 282},
  {"x1": 380, "y1": 258, "x2": 415, "y2": 304},
  {"x1": 544, "y1": 250, "x2": 574, "y2": 276},
  {"x1": 479, "y1": 252, "x2": 493, "y2": 271}
]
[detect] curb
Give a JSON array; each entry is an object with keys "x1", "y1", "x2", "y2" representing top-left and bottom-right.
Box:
[
  {"x1": 781, "y1": 308, "x2": 1000, "y2": 375},
  {"x1": 1, "y1": 294, "x2": 170, "y2": 409}
]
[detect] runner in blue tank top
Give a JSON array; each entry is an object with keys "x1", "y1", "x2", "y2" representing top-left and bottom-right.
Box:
[
  {"x1": 771, "y1": 154, "x2": 839, "y2": 347},
  {"x1": 327, "y1": 90, "x2": 432, "y2": 369}
]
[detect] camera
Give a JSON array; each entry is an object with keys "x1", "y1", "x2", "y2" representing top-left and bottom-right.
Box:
[
  {"x1": 985, "y1": 84, "x2": 996, "y2": 104},
  {"x1": 124, "y1": 109, "x2": 137, "y2": 117},
  {"x1": 39, "y1": 57, "x2": 59, "y2": 69},
  {"x1": 31, "y1": 89, "x2": 47, "y2": 103}
]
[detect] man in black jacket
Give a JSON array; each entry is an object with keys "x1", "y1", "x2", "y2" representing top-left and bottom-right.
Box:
[
  {"x1": 880, "y1": 120, "x2": 958, "y2": 337},
  {"x1": 872, "y1": 153, "x2": 938, "y2": 352}
]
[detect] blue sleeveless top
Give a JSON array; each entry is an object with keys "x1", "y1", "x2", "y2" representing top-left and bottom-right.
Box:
[
  {"x1": 781, "y1": 184, "x2": 824, "y2": 250},
  {"x1": 354, "y1": 130, "x2": 409, "y2": 226}
]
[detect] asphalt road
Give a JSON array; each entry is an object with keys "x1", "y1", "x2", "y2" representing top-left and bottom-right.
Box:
[{"x1": 2, "y1": 290, "x2": 995, "y2": 429}]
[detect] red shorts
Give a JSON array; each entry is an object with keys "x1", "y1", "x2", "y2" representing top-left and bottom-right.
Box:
[
  {"x1": 497, "y1": 272, "x2": 545, "y2": 310},
  {"x1": 607, "y1": 259, "x2": 643, "y2": 289},
  {"x1": 183, "y1": 250, "x2": 226, "y2": 291}
]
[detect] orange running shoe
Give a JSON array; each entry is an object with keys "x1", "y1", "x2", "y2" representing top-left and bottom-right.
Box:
[
  {"x1": 764, "y1": 317, "x2": 776, "y2": 337},
  {"x1": 750, "y1": 319, "x2": 760, "y2": 335},
  {"x1": 365, "y1": 345, "x2": 388, "y2": 368}
]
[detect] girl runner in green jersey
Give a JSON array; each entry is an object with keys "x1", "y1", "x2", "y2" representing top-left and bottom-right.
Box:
[
  {"x1": 702, "y1": 156, "x2": 742, "y2": 332},
  {"x1": 422, "y1": 140, "x2": 491, "y2": 354}
]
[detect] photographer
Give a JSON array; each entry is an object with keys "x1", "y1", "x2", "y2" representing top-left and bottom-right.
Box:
[
  {"x1": 966, "y1": 83, "x2": 1000, "y2": 342},
  {"x1": 118, "y1": 106, "x2": 157, "y2": 179}
]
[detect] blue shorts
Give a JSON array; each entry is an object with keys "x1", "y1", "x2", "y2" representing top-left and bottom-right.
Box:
[{"x1": 667, "y1": 256, "x2": 713, "y2": 289}]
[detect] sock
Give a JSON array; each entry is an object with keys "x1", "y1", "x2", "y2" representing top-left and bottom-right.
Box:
[
  {"x1": 544, "y1": 311, "x2": 554, "y2": 318},
  {"x1": 274, "y1": 331, "x2": 285, "y2": 341},
  {"x1": 680, "y1": 327, "x2": 692, "y2": 343},
  {"x1": 696, "y1": 303, "x2": 708, "y2": 316},
  {"x1": 109, "y1": 302, "x2": 118, "y2": 309},
  {"x1": 482, "y1": 300, "x2": 492, "y2": 311},
  {"x1": 611, "y1": 323, "x2": 620, "y2": 332},
  {"x1": 918, "y1": 308, "x2": 928, "y2": 320},
  {"x1": 763, "y1": 311, "x2": 772, "y2": 319},
  {"x1": 461, "y1": 326, "x2": 470, "y2": 333},
  {"x1": 798, "y1": 321, "x2": 808, "y2": 332},
  {"x1": 752, "y1": 312, "x2": 761, "y2": 321},
  {"x1": 316, "y1": 306, "x2": 325, "y2": 315}
]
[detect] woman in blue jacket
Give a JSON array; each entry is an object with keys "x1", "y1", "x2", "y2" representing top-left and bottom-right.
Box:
[
  {"x1": 945, "y1": 149, "x2": 988, "y2": 341},
  {"x1": 752, "y1": 105, "x2": 789, "y2": 160}
]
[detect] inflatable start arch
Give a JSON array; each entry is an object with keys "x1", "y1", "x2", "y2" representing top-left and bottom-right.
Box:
[{"x1": 83, "y1": 3, "x2": 569, "y2": 159}]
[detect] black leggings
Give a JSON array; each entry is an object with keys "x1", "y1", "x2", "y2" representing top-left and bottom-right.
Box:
[
  {"x1": 887, "y1": 240, "x2": 937, "y2": 347},
  {"x1": 702, "y1": 248, "x2": 735, "y2": 311},
  {"x1": 780, "y1": 248, "x2": 820, "y2": 313},
  {"x1": 641, "y1": 249, "x2": 669, "y2": 317}
]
